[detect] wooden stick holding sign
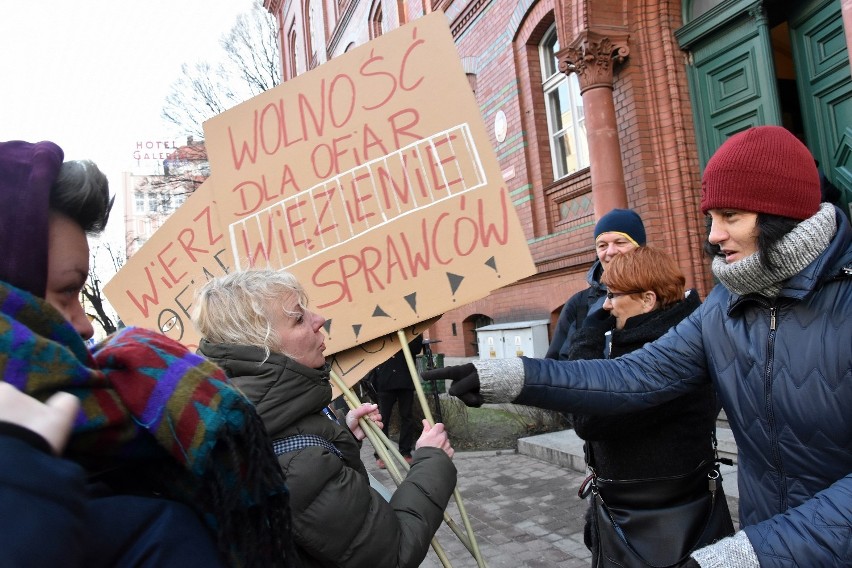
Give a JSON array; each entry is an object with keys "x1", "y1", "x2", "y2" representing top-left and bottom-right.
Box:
[
  {"x1": 396, "y1": 330, "x2": 487, "y2": 568},
  {"x1": 330, "y1": 334, "x2": 488, "y2": 568},
  {"x1": 329, "y1": 370, "x2": 452, "y2": 568},
  {"x1": 330, "y1": 371, "x2": 475, "y2": 554}
]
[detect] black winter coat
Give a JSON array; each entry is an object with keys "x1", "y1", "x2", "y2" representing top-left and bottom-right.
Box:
[
  {"x1": 198, "y1": 340, "x2": 457, "y2": 568},
  {"x1": 371, "y1": 336, "x2": 423, "y2": 392},
  {"x1": 545, "y1": 261, "x2": 607, "y2": 360},
  {"x1": 566, "y1": 291, "x2": 716, "y2": 479}
]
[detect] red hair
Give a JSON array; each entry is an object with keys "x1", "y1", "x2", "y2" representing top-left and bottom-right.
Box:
[{"x1": 602, "y1": 246, "x2": 686, "y2": 307}]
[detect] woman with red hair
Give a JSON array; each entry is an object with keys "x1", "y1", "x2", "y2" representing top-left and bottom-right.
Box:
[{"x1": 568, "y1": 246, "x2": 732, "y2": 566}]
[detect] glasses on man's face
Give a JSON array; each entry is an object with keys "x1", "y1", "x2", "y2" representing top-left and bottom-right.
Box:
[{"x1": 605, "y1": 290, "x2": 642, "y2": 300}]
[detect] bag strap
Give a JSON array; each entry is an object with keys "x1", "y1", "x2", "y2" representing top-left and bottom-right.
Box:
[
  {"x1": 272, "y1": 434, "x2": 344, "y2": 460},
  {"x1": 711, "y1": 390, "x2": 734, "y2": 467}
]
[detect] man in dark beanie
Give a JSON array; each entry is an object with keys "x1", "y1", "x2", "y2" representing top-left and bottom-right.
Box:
[
  {"x1": 433, "y1": 125, "x2": 852, "y2": 567},
  {"x1": 546, "y1": 208, "x2": 646, "y2": 360}
]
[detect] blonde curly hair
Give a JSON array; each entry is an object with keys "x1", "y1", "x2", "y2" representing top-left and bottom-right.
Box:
[{"x1": 193, "y1": 269, "x2": 309, "y2": 359}]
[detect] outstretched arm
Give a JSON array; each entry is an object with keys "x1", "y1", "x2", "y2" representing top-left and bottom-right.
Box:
[{"x1": 433, "y1": 307, "x2": 710, "y2": 414}]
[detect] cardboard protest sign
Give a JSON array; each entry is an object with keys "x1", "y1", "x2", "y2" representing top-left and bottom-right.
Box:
[
  {"x1": 328, "y1": 317, "x2": 439, "y2": 398},
  {"x1": 103, "y1": 180, "x2": 232, "y2": 349},
  {"x1": 106, "y1": 180, "x2": 434, "y2": 387},
  {"x1": 203, "y1": 11, "x2": 535, "y2": 354}
]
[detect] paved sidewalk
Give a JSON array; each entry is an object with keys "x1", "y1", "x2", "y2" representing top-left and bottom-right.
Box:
[
  {"x1": 362, "y1": 445, "x2": 593, "y2": 567},
  {"x1": 363, "y1": 430, "x2": 740, "y2": 567}
]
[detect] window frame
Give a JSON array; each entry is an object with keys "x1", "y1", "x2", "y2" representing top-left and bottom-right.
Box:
[
  {"x1": 539, "y1": 24, "x2": 589, "y2": 180},
  {"x1": 369, "y1": 0, "x2": 383, "y2": 40},
  {"x1": 134, "y1": 191, "x2": 145, "y2": 214}
]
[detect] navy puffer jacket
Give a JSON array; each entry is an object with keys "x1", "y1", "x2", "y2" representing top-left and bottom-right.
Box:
[{"x1": 519, "y1": 207, "x2": 852, "y2": 567}]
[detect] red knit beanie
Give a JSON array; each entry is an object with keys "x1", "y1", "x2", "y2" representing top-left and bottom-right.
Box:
[{"x1": 700, "y1": 126, "x2": 820, "y2": 220}]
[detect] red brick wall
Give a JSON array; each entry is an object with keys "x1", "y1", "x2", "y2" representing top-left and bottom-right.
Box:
[
  {"x1": 271, "y1": 0, "x2": 716, "y2": 358},
  {"x1": 425, "y1": 0, "x2": 713, "y2": 357}
]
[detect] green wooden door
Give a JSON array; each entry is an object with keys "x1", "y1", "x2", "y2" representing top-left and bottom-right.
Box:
[
  {"x1": 677, "y1": 1, "x2": 782, "y2": 166},
  {"x1": 789, "y1": 0, "x2": 852, "y2": 213}
]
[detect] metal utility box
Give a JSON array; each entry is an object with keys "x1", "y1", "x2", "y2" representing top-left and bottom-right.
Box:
[{"x1": 476, "y1": 320, "x2": 550, "y2": 359}]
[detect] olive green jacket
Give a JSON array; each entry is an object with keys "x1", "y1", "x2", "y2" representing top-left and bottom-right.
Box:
[{"x1": 199, "y1": 340, "x2": 457, "y2": 568}]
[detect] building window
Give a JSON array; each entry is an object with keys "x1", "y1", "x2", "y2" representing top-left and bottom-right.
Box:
[
  {"x1": 308, "y1": 0, "x2": 323, "y2": 68},
  {"x1": 147, "y1": 193, "x2": 158, "y2": 213},
  {"x1": 134, "y1": 191, "x2": 145, "y2": 213},
  {"x1": 173, "y1": 192, "x2": 186, "y2": 210},
  {"x1": 369, "y1": 0, "x2": 383, "y2": 40},
  {"x1": 288, "y1": 26, "x2": 298, "y2": 79},
  {"x1": 540, "y1": 24, "x2": 588, "y2": 179},
  {"x1": 688, "y1": 0, "x2": 725, "y2": 21}
]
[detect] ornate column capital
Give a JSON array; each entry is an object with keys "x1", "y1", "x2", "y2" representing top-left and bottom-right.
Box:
[{"x1": 558, "y1": 30, "x2": 630, "y2": 92}]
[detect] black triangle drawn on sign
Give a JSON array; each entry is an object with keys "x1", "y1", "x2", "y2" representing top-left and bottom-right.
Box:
[
  {"x1": 323, "y1": 319, "x2": 332, "y2": 335},
  {"x1": 485, "y1": 256, "x2": 498, "y2": 272},
  {"x1": 373, "y1": 305, "x2": 390, "y2": 318},
  {"x1": 404, "y1": 292, "x2": 417, "y2": 313},
  {"x1": 352, "y1": 324, "x2": 361, "y2": 340},
  {"x1": 447, "y1": 272, "x2": 464, "y2": 294}
]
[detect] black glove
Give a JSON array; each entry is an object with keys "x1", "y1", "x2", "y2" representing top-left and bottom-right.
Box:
[{"x1": 422, "y1": 363, "x2": 482, "y2": 407}]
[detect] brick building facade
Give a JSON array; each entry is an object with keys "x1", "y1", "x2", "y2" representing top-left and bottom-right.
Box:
[
  {"x1": 264, "y1": 0, "x2": 852, "y2": 357},
  {"x1": 123, "y1": 139, "x2": 209, "y2": 259}
]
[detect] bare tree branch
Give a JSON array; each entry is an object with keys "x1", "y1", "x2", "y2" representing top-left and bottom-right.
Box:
[
  {"x1": 161, "y1": 4, "x2": 281, "y2": 137},
  {"x1": 85, "y1": 242, "x2": 125, "y2": 336}
]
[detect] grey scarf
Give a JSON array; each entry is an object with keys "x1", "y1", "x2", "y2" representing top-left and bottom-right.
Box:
[{"x1": 711, "y1": 203, "x2": 836, "y2": 298}]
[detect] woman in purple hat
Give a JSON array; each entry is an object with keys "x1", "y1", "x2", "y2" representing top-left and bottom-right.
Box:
[{"x1": 0, "y1": 140, "x2": 295, "y2": 567}]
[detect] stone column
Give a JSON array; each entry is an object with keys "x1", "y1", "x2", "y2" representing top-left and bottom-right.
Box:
[{"x1": 558, "y1": 31, "x2": 630, "y2": 219}]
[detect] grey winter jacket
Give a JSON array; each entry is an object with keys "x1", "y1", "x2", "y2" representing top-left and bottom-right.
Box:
[
  {"x1": 518, "y1": 207, "x2": 852, "y2": 567},
  {"x1": 198, "y1": 340, "x2": 457, "y2": 568}
]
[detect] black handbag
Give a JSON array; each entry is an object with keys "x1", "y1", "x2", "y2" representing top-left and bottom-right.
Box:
[{"x1": 579, "y1": 458, "x2": 735, "y2": 568}]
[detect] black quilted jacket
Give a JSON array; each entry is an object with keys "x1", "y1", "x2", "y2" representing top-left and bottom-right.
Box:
[{"x1": 567, "y1": 291, "x2": 716, "y2": 480}]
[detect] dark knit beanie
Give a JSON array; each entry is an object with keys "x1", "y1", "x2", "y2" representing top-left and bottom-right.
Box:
[
  {"x1": 594, "y1": 208, "x2": 646, "y2": 246},
  {"x1": 701, "y1": 126, "x2": 820, "y2": 220},
  {"x1": 0, "y1": 140, "x2": 64, "y2": 298}
]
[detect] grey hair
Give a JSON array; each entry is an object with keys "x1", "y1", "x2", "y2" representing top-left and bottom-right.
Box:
[
  {"x1": 192, "y1": 269, "x2": 309, "y2": 359},
  {"x1": 50, "y1": 160, "x2": 114, "y2": 234}
]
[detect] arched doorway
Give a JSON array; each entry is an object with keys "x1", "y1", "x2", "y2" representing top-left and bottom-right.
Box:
[{"x1": 462, "y1": 314, "x2": 493, "y2": 357}]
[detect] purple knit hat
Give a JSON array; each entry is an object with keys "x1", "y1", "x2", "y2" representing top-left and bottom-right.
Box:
[{"x1": 0, "y1": 140, "x2": 64, "y2": 297}]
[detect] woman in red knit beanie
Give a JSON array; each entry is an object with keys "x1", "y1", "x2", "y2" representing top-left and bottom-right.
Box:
[{"x1": 438, "y1": 125, "x2": 852, "y2": 568}]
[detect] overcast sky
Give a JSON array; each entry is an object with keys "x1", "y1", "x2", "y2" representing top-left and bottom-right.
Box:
[
  {"x1": 1, "y1": 1, "x2": 259, "y2": 179},
  {"x1": 1, "y1": 0, "x2": 257, "y2": 256},
  {"x1": 1, "y1": 0, "x2": 256, "y2": 161}
]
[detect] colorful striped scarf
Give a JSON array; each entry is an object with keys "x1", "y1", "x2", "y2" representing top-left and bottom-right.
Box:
[{"x1": 0, "y1": 281, "x2": 294, "y2": 567}]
